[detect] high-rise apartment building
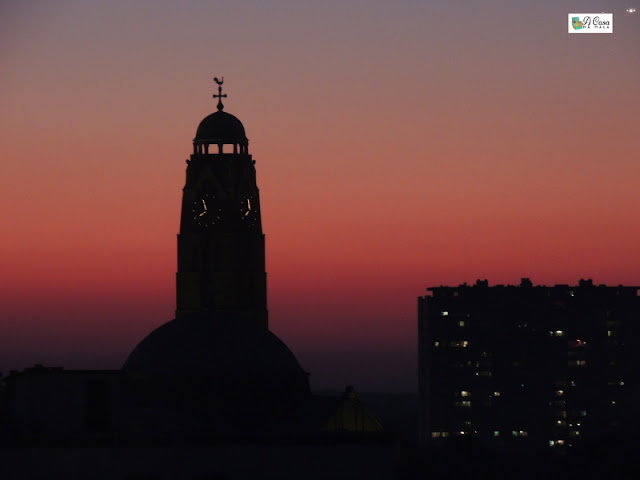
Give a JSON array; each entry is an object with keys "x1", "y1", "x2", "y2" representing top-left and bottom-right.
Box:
[{"x1": 418, "y1": 279, "x2": 640, "y2": 451}]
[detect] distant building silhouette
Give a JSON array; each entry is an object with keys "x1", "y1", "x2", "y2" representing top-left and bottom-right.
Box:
[
  {"x1": 418, "y1": 278, "x2": 640, "y2": 452},
  {"x1": 0, "y1": 79, "x2": 396, "y2": 480},
  {"x1": 175, "y1": 76, "x2": 267, "y2": 325},
  {"x1": 121, "y1": 77, "x2": 310, "y2": 425}
]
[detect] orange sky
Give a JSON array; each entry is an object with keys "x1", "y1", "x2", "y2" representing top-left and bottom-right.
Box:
[{"x1": 1, "y1": 1, "x2": 639, "y2": 391}]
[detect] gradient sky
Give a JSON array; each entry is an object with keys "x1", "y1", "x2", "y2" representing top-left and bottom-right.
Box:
[{"x1": 1, "y1": 0, "x2": 639, "y2": 391}]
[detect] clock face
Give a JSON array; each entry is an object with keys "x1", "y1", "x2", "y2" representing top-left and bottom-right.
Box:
[
  {"x1": 239, "y1": 192, "x2": 259, "y2": 228},
  {"x1": 192, "y1": 192, "x2": 222, "y2": 227}
]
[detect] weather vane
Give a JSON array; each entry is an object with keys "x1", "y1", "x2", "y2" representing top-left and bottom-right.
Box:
[{"x1": 213, "y1": 77, "x2": 227, "y2": 111}]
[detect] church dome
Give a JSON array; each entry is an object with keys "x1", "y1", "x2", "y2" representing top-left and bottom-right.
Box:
[
  {"x1": 122, "y1": 312, "x2": 310, "y2": 430},
  {"x1": 194, "y1": 111, "x2": 248, "y2": 144},
  {"x1": 122, "y1": 312, "x2": 307, "y2": 379}
]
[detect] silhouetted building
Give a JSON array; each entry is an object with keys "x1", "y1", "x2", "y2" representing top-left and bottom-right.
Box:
[
  {"x1": 0, "y1": 80, "x2": 396, "y2": 479},
  {"x1": 418, "y1": 278, "x2": 640, "y2": 452},
  {"x1": 175, "y1": 79, "x2": 267, "y2": 325},
  {"x1": 2, "y1": 366, "x2": 122, "y2": 438},
  {"x1": 121, "y1": 77, "x2": 310, "y2": 427}
]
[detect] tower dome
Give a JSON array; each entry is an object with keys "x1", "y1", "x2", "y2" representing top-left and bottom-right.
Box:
[
  {"x1": 122, "y1": 312, "x2": 310, "y2": 426},
  {"x1": 123, "y1": 312, "x2": 307, "y2": 381},
  {"x1": 194, "y1": 110, "x2": 247, "y2": 145},
  {"x1": 192, "y1": 77, "x2": 249, "y2": 155}
]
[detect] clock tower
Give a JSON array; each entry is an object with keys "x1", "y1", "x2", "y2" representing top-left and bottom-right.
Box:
[
  {"x1": 176, "y1": 78, "x2": 267, "y2": 328},
  {"x1": 123, "y1": 78, "x2": 309, "y2": 410}
]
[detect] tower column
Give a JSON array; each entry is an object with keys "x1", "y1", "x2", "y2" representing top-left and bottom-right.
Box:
[{"x1": 176, "y1": 77, "x2": 267, "y2": 329}]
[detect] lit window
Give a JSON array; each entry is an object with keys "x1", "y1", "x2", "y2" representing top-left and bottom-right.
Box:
[
  {"x1": 579, "y1": 410, "x2": 587, "y2": 417},
  {"x1": 455, "y1": 400, "x2": 471, "y2": 407},
  {"x1": 493, "y1": 431, "x2": 500, "y2": 437},
  {"x1": 549, "y1": 440, "x2": 555, "y2": 446},
  {"x1": 619, "y1": 381, "x2": 625, "y2": 386},
  {"x1": 556, "y1": 420, "x2": 566, "y2": 427},
  {"x1": 434, "y1": 341, "x2": 440, "y2": 347},
  {"x1": 458, "y1": 320, "x2": 465, "y2": 327},
  {"x1": 569, "y1": 430, "x2": 580, "y2": 437},
  {"x1": 442, "y1": 432, "x2": 450, "y2": 438},
  {"x1": 461, "y1": 390, "x2": 471, "y2": 397},
  {"x1": 451, "y1": 340, "x2": 469, "y2": 348},
  {"x1": 556, "y1": 440, "x2": 565, "y2": 445},
  {"x1": 493, "y1": 391, "x2": 501, "y2": 397},
  {"x1": 555, "y1": 330, "x2": 565, "y2": 337},
  {"x1": 441, "y1": 311, "x2": 449, "y2": 316},
  {"x1": 555, "y1": 390, "x2": 564, "y2": 396},
  {"x1": 431, "y1": 432, "x2": 441, "y2": 438},
  {"x1": 569, "y1": 360, "x2": 587, "y2": 366}
]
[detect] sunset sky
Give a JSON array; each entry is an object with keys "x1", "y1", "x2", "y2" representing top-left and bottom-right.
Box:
[{"x1": 1, "y1": 1, "x2": 639, "y2": 391}]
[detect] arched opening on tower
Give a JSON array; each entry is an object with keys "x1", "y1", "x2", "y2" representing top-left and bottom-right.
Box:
[{"x1": 194, "y1": 143, "x2": 248, "y2": 155}]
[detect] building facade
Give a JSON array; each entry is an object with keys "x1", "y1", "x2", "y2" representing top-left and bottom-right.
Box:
[{"x1": 418, "y1": 279, "x2": 640, "y2": 452}]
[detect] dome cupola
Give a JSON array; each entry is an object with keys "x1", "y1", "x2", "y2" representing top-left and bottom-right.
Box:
[{"x1": 193, "y1": 77, "x2": 249, "y2": 155}]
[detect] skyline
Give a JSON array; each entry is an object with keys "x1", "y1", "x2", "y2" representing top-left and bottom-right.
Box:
[{"x1": 1, "y1": 1, "x2": 639, "y2": 391}]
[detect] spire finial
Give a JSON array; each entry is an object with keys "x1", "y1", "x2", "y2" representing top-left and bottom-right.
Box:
[{"x1": 213, "y1": 77, "x2": 227, "y2": 111}]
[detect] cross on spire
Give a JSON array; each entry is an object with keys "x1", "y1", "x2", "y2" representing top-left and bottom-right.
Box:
[{"x1": 213, "y1": 77, "x2": 227, "y2": 111}]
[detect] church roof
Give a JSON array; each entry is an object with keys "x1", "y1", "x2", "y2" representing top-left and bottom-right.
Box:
[
  {"x1": 122, "y1": 312, "x2": 306, "y2": 377},
  {"x1": 194, "y1": 110, "x2": 248, "y2": 145}
]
